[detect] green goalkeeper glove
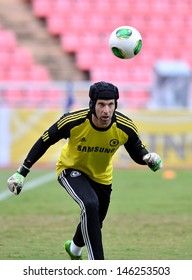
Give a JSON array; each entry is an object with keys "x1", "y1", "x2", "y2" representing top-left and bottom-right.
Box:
[
  {"x1": 143, "y1": 153, "x2": 162, "y2": 172},
  {"x1": 7, "y1": 165, "x2": 30, "y2": 195}
]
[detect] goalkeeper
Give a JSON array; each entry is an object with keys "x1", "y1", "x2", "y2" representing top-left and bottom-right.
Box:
[{"x1": 7, "y1": 81, "x2": 162, "y2": 260}]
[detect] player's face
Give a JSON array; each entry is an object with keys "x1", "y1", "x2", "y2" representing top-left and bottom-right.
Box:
[{"x1": 92, "y1": 99, "x2": 115, "y2": 128}]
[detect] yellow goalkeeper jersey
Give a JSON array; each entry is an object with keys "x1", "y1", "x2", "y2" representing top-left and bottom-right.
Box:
[{"x1": 50, "y1": 108, "x2": 146, "y2": 185}]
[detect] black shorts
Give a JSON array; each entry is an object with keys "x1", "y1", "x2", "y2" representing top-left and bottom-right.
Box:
[{"x1": 58, "y1": 168, "x2": 112, "y2": 223}]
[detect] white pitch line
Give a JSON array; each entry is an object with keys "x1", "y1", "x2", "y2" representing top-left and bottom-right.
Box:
[{"x1": 0, "y1": 171, "x2": 56, "y2": 201}]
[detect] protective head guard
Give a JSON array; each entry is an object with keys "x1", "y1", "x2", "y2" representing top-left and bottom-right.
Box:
[{"x1": 89, "y1": 81, "x2": 119, "y2": 115}]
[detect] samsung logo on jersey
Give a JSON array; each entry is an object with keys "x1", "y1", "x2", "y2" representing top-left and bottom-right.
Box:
[{"x1": 77, "y1": 145, "x2": 116, "y2": 153}]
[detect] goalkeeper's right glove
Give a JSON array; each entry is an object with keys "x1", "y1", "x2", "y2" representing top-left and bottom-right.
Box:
[{"x1": 7, "y1": 165, "x2": 30, "y2": 195}]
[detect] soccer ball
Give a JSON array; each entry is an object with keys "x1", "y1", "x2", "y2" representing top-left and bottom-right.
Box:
[{"x1": 109, "y1": 26, "x2": 142, "y2": 59}]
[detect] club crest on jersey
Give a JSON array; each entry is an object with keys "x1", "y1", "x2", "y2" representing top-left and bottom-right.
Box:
[
  {"x1": 70, "y1": 170, "x2": 81, "y2": 178},
  {"x1": 110, "y1": 139, "x2": 119, "y2": 147}
]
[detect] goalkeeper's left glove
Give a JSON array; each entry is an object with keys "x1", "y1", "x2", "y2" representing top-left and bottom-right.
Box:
[
  {"x1": 143, "y1": 153, "x2": 162, "y2": 172},
  {"x1": 7, "y1": 165, "x2": 30, "y2": 195}
]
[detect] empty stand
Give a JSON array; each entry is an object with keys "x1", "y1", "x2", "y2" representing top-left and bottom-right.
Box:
[
  {"x1": 1, "y1": 0, "x2": 192, "y2": 109},
  {"x1": 0, "y1": 26, "x2": 53, "y2": 106},
  {"x1": 39, "y1": 0, "x2": 192, "y2": 91}
]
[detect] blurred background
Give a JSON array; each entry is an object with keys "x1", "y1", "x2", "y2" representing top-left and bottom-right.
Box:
[{"x1": 0, "y1": 0, "x2": 192, "y2": 169}]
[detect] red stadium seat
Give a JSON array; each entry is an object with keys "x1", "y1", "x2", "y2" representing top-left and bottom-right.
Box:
[
  {"x1": 7, "y1": 67, "x2": 28, "y2": 81},
  {"x1": 28, "y1": 65, "x2": 50, "y2": 81},
  {"x1": 76, "y1": 51, "x2": 95, "y2": 71},
  {"x1": 52, "y1": 0, "x2": 73, "y2": 15},
  {"x1": 74, "y1": 0, "x2": 93, "y2": 13},
  {"x1": 94, "y1": 0, "x2": 113, "y2": 13},
  {"x1": 46, "y1": 15, "x2": 65, "y2": 36},
  {"x1": 88, "y1": 15, "x2": 111, "y2": 33},
  {"x1": 32, "y1": 0, "x2": 53, "y2": 18},
  {"x1": 60, "y1": 34, "x2": 80, "y2": 53},
  {"x1": 12, "y1": 48, "x2": 33, "y2": 69},
  {"x1": 0, "y1": 69, "x2": 8, "y2": 80},
  {"x1": 0, "y1": 51, "x2": 11, "y2": 69},
  {"x1": 0, "y1": 30, "x2": 17, "y2": 51}
]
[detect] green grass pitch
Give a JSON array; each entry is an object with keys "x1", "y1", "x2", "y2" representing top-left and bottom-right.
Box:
[{"x1": 0, "y1": 168, "x2": 192, "y2": 260}]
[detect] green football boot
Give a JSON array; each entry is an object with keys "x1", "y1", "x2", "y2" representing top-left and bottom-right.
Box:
[{"x1": 64, "y1": 240, "x2": 82, "y2": 260}]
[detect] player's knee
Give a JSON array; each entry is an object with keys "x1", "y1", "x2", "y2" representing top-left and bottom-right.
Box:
[{"x1": 84, "y1": 200, "x2": 99, "y2": 214}]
